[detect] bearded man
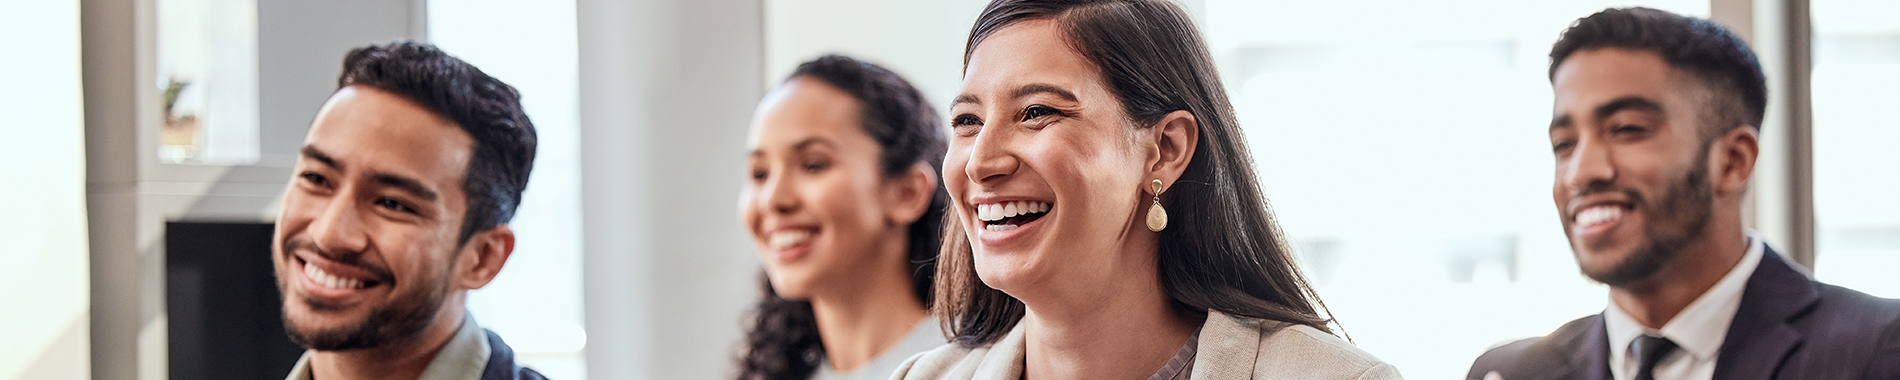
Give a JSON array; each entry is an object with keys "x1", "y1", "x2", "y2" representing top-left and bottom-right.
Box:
[
  {"x1": 1467, "y1": 7, "x2": 1900, "y2": 380},
  {"x1": 273, "y1": 41, "x2": 545, "y2": 380}
]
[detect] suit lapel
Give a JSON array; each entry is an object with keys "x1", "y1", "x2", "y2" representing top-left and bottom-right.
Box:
[
  {"x1": 1509, "y1": 315, "x2": 1612, "y2": 380},
  {"x1": 1555, "y1": 316, "x2": 1612, "y2": 380},
  {"x1": 1712, "y1": 248, "x2": 1817, "y2": 380},
  {"x1": 1574, "y1": 317, "x2": 1612, "y2": 380}
]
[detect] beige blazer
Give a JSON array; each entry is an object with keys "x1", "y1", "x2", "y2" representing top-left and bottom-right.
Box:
[{"x1": 890, "y1": 310, "x2": 1402, "y2": 380}]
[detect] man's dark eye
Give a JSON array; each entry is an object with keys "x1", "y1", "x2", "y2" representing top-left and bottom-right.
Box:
[
  {"x1": 376, "y1": 198, "x2": 415, "y2": 214},
  {"x1": 751, "y1": 169, "x2": 768, "y2": 182},
  {"x1": 301, "y1": 172, "x2": 330, "y2": 187},
  {"x1": 802, "y1": 161, "x2": 830, "y2": 173},
  {"x1": 1023, "y1": 105, "x2": 1060, "y2": 120},
  {"x1": 1612, "y1": 125, "x2": 1648, "y2": 134},
  {"x1": 1552, "y1": 141, "x2": 1576, "y2": 153}
]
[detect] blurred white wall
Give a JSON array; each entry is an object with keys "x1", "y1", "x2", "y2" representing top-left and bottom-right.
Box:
[
  {"x1": 427, "y1": 1, "x2": 589, "y2": 379},
  {"x1": 0, "y1": 0, "x2": 91, "y2": 378},
  {"x1": 764, "y1": 0, "x2": 989, "y2": 113}
]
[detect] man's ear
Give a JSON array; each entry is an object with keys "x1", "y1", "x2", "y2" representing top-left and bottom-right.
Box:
[
  {"x1": 455, "y1": 224, "x2": 516, "y2": 290},
  {"x1": 885, "y1": 162, "x2": 938, "y2": 226},
  {"x1": 1713, "y1": 126, "x2": 1759, "y2": 197},
  {"x1": 1146, "y1": 110, "x2": 1200, "y2": 190}
]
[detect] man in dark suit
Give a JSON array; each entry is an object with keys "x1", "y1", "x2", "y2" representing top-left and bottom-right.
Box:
[{"x1": 1467, "y1": 7, "x2": 1900, "y2": 380}]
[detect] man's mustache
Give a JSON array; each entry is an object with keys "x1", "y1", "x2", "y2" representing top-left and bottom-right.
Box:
[
  {"x1": 1566, "y1": 181, "x2": 1649, "y2": 215},
  {"x1": 282, "y1": 237, "x2": 396, "y2": 283}
]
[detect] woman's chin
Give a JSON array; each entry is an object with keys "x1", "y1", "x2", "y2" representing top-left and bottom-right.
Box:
[
  {"x1": 971, "y1": 253, "x2": 1045, "y2": 295},
  {"x1": 765, "y1": 277, "x2": 817, "y2": 300}
]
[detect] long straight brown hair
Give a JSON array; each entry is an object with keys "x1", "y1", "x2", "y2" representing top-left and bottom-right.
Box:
[{"x1": 934, "y1": 0, "x2": 1336, "y2": 348}]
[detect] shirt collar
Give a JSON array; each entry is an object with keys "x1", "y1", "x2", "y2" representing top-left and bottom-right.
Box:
[
  {"x1": 283, "y1": 313, "x2": 492, "y2": 380},
  {"x1": 1604, "y1": 230, "x2": 1766, "y2": 363}
]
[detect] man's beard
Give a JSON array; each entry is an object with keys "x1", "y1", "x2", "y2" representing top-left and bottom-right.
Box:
[
  {"x1": 278, "y1": 238, "x2": 452, "y2": 351},
  {"x1": 1580, "y1": 150, "x2": 1715, "y2": 287}
]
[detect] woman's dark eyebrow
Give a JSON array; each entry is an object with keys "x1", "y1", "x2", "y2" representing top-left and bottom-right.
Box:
[
  {"x1": 1011, "y1": 83, "x2": 1078, "y2": 102},
  {"x1": 950, "y1": 93, "x2": 979, "y2": 109},
  {"x1": 790, "y1": 137, "x2": 837, "y2": 152}
]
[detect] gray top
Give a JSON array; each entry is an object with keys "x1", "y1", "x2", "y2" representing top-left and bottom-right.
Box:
[
  {"x1": 815, "y1": 316, "x2": 948, "y2": 380},
  {"x1": 284, "y1": 313, "x2": 492, "y2": 380},
  {"x1": 1147, "y1": 326, "x2": 1203, "y2": 380}
]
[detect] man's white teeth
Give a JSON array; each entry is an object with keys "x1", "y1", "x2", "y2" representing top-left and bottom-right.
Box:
[
  {"x1": 1576, "y1": 206, "x2": 1623, "y2": 228},
  {"x1": 768, "y1": 230, "x2": 813, "y2": 249},
  {"x1": 976, "y1": 201, "x2": 1052, "y2": 222},
  {"x1": 304, "y1": 263, "x2": 365, "y2": 289}
]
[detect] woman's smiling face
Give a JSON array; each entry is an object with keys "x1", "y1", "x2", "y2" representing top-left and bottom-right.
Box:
[
  {"x1": 740, "y1": 78, "x2": 908, "y2": 300},
  {"x1": 947, "y1": 19, "x2": 1152, "y2": 295}
]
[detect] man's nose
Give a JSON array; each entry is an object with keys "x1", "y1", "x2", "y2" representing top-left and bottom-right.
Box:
[
  {"x1": 306, "y1": 195, "x2": 369, "y2": 257},
  {"x1": 1562, "y1": 136, "x2": 1617, "y2": 192}
]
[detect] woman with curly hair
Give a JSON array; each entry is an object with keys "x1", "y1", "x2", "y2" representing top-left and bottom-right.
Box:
[{"x1": 736, "y1": 55, "x2": 951, "y2": 380}]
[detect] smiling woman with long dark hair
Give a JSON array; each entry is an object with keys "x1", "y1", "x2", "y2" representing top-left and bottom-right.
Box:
[
  {"x1": 736, "y1": 55, "x2": 950, "y2": 380},
  {"x1": 892, "y1": 1, "x2": 1401, "y2": 379}
]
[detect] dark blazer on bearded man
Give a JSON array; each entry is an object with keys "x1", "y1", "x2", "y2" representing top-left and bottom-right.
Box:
[{"x1": 1465, "y1": 246, "x2": 1900, "y2": 380}]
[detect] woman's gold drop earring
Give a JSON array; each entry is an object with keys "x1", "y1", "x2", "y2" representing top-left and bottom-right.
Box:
[{"x1": 1146, "y1": 179, "x2": 1168, "y2": 232}]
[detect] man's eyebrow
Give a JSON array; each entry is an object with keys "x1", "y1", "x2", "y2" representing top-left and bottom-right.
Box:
[
  {"x1": 1550, "y1": 114, "x2": 1573, "y2": 131},
  {"x1": 1011, "y1": 83, "x2": 1078, "y2": 103},
  {"x1": 369, "y1": 173, "x2": 438, "y2": 202},
  {"x1": 301, "y1": 145, "x2": 340, "y2": 169},
  {"x1": 1593, "y1": 96, "x2": 1664, "y2": 121}
]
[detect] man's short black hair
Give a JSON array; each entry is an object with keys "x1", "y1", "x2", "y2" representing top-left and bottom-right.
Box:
[
  {"x1": 337, "y1": 41, "x2": 537, "y2": 244},
  {"x1": 1550, "y1": 7, "x2": 1768, "y2": 135}
]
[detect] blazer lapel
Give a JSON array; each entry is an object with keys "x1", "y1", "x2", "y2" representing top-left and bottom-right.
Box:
[
  {"x1": 973, "y1": 322, "x2": 1029, "y2": 380},
  {"x1": 1189, "y1": 310, "x2": 1264, "y2": 380},
  {"x1": 1712, "y1": 248, "x2": 1816, "y2": 380}
]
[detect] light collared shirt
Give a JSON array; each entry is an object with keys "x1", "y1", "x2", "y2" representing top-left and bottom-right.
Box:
[
  {"x1": 285, "y1": 313, "x2": 493, "y2": 380},
  {"x1": 1603, "y1": 231, "x2": 1767, "y2": 380}
]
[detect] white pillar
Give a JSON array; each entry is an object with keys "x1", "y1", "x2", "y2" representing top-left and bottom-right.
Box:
[{"x1": 576, "y1": 0, "x2": 764, "y2": 378}]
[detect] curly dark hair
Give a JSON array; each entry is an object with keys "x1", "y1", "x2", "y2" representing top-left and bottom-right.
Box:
[
  {"x1": 337, "y1": 41, "x2": 538, "y2": 245},
  {"x1": 736, "y1": 55, "x2": 948, "y2": 380}
]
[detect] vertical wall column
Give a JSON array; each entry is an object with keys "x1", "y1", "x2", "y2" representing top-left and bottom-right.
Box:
[
  {"x1": 1712, "y1": 0, "x2": 1815, "y2": 267},
  {"x1": 576, "y1": 0, "x2": 764, "y2": 379}
]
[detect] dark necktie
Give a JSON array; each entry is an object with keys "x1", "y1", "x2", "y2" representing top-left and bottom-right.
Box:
[{"x1": 1631, "y1": 335, "x2": 1680, "y2": 380}]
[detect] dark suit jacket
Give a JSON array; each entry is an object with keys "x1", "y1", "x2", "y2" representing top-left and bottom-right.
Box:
[
  {"x1": 1466, "y1": 247, "x2": 1900, "y2": 380},
  {"x1": 482, "y1": 329, "x2": 549, "y2": 380}
]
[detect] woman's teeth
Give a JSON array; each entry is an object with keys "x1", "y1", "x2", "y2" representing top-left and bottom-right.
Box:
[
  {"x1": 977, "y1": 201, "x2": 1052, "y2": 231},
  {"x1": 768, "y1": 230, "x2": 812, "y2": 249},
  {"x1": 1575, "y1": 205, "x2": 1624, "y2": 228},
  {"x1": 304, "y1": 262, "x2": 367, "y2": 289}
]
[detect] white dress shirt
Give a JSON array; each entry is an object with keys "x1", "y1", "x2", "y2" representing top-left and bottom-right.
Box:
[{"x1": 1603, "y1": 231, "x2": 1766, "y2": 380}]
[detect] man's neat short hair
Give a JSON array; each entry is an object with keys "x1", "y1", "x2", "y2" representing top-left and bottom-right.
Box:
[
  {"x1": 1550, "y1": 7, "x2": 1768, "y2": 135},
  {"x1": 338, "y1": 41, "x2": 537, "y2": 244}
]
